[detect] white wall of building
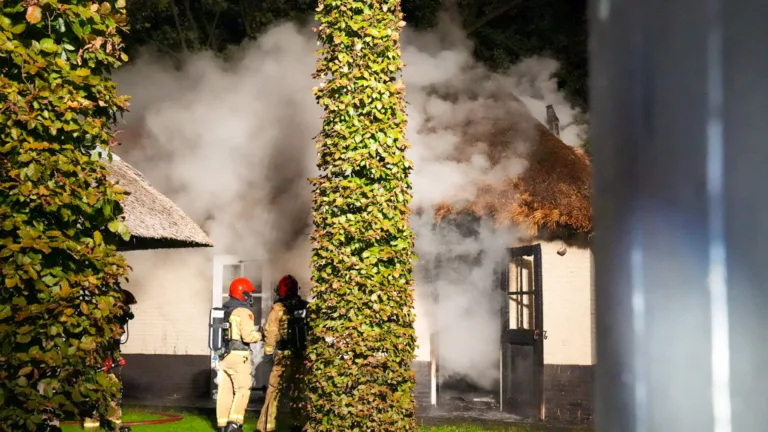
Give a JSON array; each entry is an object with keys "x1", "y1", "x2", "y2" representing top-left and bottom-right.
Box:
[
  {"x1": 121, "y1": 241, "x2": 594, "y2": 366},
  {"x1": 539, "y1": 241, "x2": 595, "y2": 365},
  {"x1": 121, "y1": 249, "x2": 213, "y2": 356},
  {"x1": 414, "y1": 302, "x2": 432, "y2": 361},
  {"x1": 413, "y1": 240, "x2": 595, "y2": 366}
]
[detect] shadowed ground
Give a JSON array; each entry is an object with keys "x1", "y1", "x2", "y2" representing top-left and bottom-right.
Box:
[{"x1": 58, "y1": 406, "x2": 592, "y2": 431}]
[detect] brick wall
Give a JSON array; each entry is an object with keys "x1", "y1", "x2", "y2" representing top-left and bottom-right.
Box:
[
  {"x1": 413, "y1": 360, "x2": 432, "y2": 407},
  {"x1": 544, "y1": 364, "x2": 594, "y2": 425},
  {"x1": 121, "y1": 354, "x2": 211, "y2": 402}
]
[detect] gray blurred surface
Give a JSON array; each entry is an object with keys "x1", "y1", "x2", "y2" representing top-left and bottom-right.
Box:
[{"x1": 590, "y1": 0, "x2": 768, "y2": 430}]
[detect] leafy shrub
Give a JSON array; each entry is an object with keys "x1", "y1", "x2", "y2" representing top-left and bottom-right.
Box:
[{"x1": 0, "y1": 1, "x2": 132, "y2": 430}]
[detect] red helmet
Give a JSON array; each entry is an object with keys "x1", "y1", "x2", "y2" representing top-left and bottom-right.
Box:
[
  {"x1": 276, "y1": 275, "x2": 299, "y2": 298},
  {"x1": 229, "y1": 278, "x2": 255, "y2": 302}
]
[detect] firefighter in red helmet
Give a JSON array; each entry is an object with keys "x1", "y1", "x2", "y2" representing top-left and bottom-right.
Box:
[
  {"x1": 216, "y1": 278, "x2": 264, "y2": 432},
  {"x1": 257, "y1": 275, "x2": 309, "y2": 432}
]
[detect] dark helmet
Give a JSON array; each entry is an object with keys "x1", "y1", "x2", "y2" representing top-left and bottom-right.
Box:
[
  {"x1": 275, "y1": 275, "x2": 299, "y2": 299},
  {"x1": 122, "y1": 289, "x2": 137, "y2": 306}
]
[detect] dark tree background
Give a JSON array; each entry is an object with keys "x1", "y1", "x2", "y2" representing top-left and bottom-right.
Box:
[{"x1": 123, "y1": 0, "x2": 588, "y2": 109}]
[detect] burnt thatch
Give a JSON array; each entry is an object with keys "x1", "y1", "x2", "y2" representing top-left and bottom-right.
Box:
[
  {"x1": 436, "y1": 124, "x2": 592, "y2": 235},
  {"x1": 104, "y1": 155, "x2": 214, "y2": 251},
  {"x1": 427, "y1": 76, "x2": 592, "y2": 235}
]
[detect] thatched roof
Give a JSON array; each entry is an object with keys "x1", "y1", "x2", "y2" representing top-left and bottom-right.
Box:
[
  {"x1": 436, "y1": 124, "x2": 592, "y2": 235},
  {"x1": 428, "y1": 79, "x2": 592, "y2": 235},
  {"x1": 104, "y1": 155, "x2": 214, "y2": 251}
]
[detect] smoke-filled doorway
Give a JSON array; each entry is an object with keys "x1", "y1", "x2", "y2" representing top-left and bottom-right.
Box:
[
  {"x1": 429, "y1": 240, "x2": 544, "y2": 421},
  {"x1": 423, "y1": 217, "x2": 505, "y2": 413}
]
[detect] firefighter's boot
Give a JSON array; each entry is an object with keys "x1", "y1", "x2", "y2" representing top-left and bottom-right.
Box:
[{"x1": 225, "y1": 421, "x2": 243, "y2": 432}]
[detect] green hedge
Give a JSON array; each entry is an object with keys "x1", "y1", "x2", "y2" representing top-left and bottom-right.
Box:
[
  {"x1": 0, "y1": 1, "x2": 131, "y2": 430},
  {"x1": 306, "y1": 0, "x2": 417, "y2": 430}
]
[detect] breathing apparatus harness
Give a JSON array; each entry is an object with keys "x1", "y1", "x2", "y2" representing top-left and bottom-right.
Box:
[
  {"x1": 211, "y1": 278, "x2": 259, "y2": 358},
  {"x1": 275, "y1": 297, "x2": 309, "y2": 357}
]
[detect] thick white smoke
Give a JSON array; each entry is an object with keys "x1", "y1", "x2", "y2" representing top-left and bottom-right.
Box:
[{"x1": 114, "y1": 14, "x2": 585, "y2": 384}]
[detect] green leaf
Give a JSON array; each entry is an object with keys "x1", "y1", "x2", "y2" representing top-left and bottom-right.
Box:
[
  {"x1": 0, "y1": 16, "x2": 11, "y2": 31},
  {"x1": 40, "y1": 38, "x2": 58, "y2": 53},
  {"x1": 10, "y1": 23, "x2": 27, "y2": 34},
  {"x1": 107, "y1": 220, "x2": 119, "y2": 232},
  {"x1": 12, "y1": 297, "x2": 27, "y2": 307}
]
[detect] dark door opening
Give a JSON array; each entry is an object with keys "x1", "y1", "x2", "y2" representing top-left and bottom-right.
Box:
[{"x1": 500, "y1": 244, "x2": 545, "y2": 420}]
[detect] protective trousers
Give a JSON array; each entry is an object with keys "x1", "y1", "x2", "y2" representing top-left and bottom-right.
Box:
[
  {"x1": 256, "y1": 353, "x2": 305, "y2": 432},
  {"x1": 83, "y1": 373, "x2": 122, "y2": 429},
  {"x1": 216, "y1": 351, "x2": 253, "y2": 427}
]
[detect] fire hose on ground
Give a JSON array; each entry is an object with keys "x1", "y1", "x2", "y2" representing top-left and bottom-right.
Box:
[{"x1": 60, "y1": 411, "x2": 184, "y2": 426}]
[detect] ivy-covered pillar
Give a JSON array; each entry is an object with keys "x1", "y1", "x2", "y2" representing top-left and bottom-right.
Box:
[{"x1": 306, "y1": 0, "x2": 417, "y2": 430}]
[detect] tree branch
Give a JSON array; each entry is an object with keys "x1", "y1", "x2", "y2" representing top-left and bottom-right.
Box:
[
  {"x1": 181, "y1": 0, "x2": 200, "y2": 48},
  {"x1": 207, "y1": 9, "x2": 221, "y2": 49},
  {"x1": 465, "y1": 0, "x2": 524, "y2": 34},
  {"x1": 169, "y1": 0, "x2": 187, "y2": 53}
]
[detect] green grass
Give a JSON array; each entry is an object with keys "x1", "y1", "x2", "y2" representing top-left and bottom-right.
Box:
[{"x1": 59, "y1": 407, "x2": 590, "y2": 431}]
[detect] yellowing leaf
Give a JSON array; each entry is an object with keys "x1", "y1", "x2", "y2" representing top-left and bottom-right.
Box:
[
  {"x1": 26, "y1": 6, "x2": 42, "y2": 24},
  {"x1": 75, "y1": 68, "x2": 91, "y2": 77}
]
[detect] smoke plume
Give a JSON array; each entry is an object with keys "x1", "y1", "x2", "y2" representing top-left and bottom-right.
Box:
[{"x1": 114, "y1": 14, "x2": 585, "y2": 386}]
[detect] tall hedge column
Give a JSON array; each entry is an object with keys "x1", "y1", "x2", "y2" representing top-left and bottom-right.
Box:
[
  {"x1": 0, "y1": 1, "x2": 132, "y2": 431},
  {"x1": 307, "y1": 0, "x2": 417, "y2": 430}
]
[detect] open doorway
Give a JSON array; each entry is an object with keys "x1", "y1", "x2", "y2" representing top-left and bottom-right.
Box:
[
  {"x1": 501, "y1": 244, "x2": 545, "y2": 419},
  {"x1": 431, "y1": 244, "x2": 545, "y2": 420}
]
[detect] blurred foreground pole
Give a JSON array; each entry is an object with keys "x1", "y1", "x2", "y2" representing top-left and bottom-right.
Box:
[{"x1": 590, "y1": 0, "x2": 768, "y2": 431}]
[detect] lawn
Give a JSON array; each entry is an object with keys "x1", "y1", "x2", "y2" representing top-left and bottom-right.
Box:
[{"x1": 58, "y1": 407, "x2": 590, "y2": 431}]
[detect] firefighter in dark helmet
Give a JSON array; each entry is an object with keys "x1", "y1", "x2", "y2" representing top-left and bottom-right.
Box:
[
  {"x1": 216, "y1": 278, "x2": 264, "y2": 432},
  {"x1": 83, "y1": 289, "x2": 136, "y2": 432},
  {"x1": 256, "y1": 275, "x2": 309, "y2": 432}
]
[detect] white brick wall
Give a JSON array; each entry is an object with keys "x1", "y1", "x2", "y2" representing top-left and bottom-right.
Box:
[
  {"x1": 122, "y1": 242, "x2": 595, "y2": 366},
  {"x1": 121, "y1": 249, "x2": 213, "y2": 356},
  {"x1": 538, "y1": 241, "x2": 595, "y2": 365}
]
